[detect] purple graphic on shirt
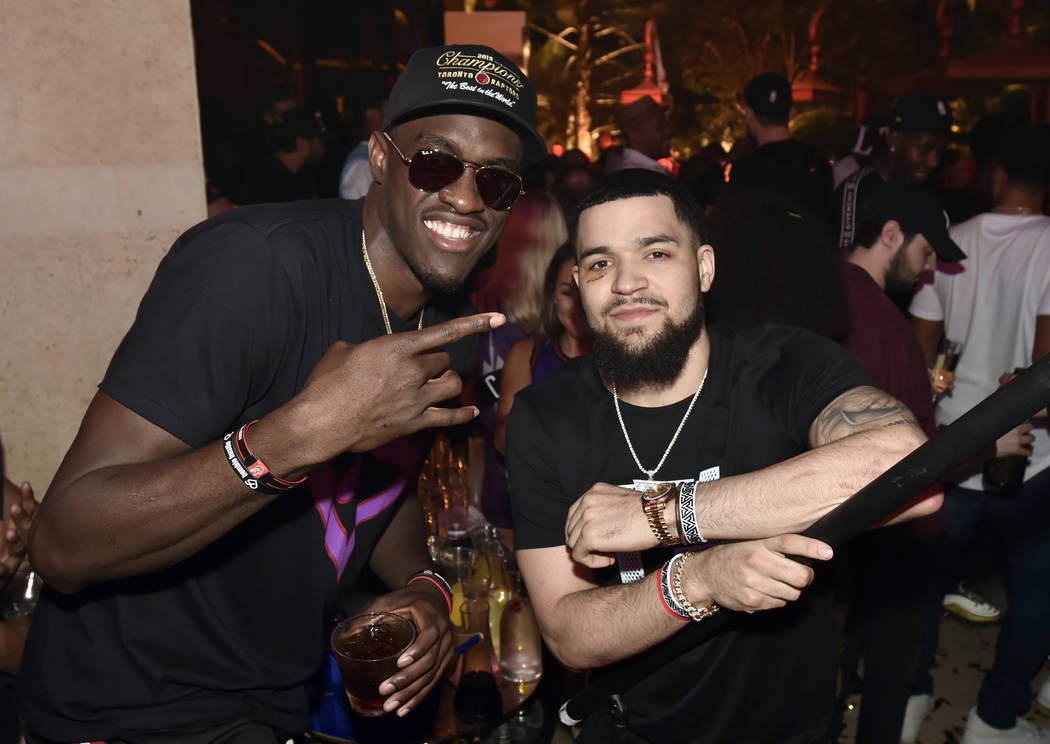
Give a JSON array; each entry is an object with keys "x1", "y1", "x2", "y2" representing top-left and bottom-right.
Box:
[{"x1": 310, "y1": 437, "x2": 421, "y2": 580}]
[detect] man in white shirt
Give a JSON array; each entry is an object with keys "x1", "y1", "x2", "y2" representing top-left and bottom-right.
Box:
[
  {"x1": 604, "y1": 95, "x2": 671, "y2": 174},
  {"x1": 908, "y1": 124, "x2": 1050, "y2": 744}
]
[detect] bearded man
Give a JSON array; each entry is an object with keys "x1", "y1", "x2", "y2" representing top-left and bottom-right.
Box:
[{"x1": 506, "y1": 169, "x2": 941, "y2": 743}]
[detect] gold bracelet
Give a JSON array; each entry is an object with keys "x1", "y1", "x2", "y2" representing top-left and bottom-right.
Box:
[
  {"x1": 642, "y1": 483, "x2": 681, "y2": 547},
  {"x1": 671, "y1": 552, "x2": 720, "y2": 623}
]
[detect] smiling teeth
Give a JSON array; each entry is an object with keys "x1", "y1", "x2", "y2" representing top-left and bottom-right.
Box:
[{"x1": 424, "y1": 220, "x2": 474, "y2": 240}]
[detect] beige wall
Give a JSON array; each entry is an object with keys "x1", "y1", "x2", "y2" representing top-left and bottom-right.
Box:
[{"x1": 0, "y1": 0, "x2": 206, "y2": 490}]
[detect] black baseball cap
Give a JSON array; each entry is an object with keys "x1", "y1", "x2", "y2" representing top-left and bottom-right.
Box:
[
  {"x1": 890, "y1": 92, "x2": 953, "y2": 136},
  {"x1": 382, "y1": 44, "x2": 546, "y2": 162},
  {"x1": 745, "y1": 73, "x2": 792, "y2": 119},
  {"x1": 851, "y1": 116, "x2": 889, "y2": 156},
  {"x1": 866, "y1": 183, "x2": 965, "y2": 262}
]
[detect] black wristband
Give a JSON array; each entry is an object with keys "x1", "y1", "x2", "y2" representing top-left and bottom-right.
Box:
[{"x1": 223, "y1": 421, "x2": 307, "y2": 495}]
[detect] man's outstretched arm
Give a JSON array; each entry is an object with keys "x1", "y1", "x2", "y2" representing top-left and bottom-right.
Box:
[{"x1": 30, "y1": 315, "x2": 501, "y2": 594}]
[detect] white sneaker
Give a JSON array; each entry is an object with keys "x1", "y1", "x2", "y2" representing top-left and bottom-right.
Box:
[
  {"x1": 961, "y1": 707, "x2": 1050, "y2": 743},
  {"x1": 1037, "y1": 677, "x2": 1050, "y2": 709},
  {"x1": 901, "y1": 693, "x2": 934, "y2": 743},
  {"x1": 944, "y1": 582, "x2": 1003, "y2": 623}
]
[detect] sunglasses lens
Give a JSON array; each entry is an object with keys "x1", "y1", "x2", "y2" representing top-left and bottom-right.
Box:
[
  {"x1": 406, "y1": 149, "x2": 521, "y2": 210},
  {"x1": 476, "y1": 169, "x2": 521, "y2": 210},
  {"x1": 408, "y1": 151, "x2": 464, "y2": 193}
]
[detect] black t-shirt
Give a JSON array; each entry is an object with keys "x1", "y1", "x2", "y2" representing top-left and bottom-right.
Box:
[
  {"x1": 18, "y1": 198, "x2": 477, "y2": 739},
  {"x1": 507, "y1": 323, "x2": 871, "y2": 743},
  {"x1": 240, "y1": 156, "x2": 315, "y2": 205},
  {"x1": 729, "y1": 140, "x2": 833, "y2": 221}
]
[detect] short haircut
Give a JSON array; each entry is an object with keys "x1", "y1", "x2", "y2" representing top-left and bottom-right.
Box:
[
  {"x1": 752, "y1": 110, "x2": 789, "y2": 128},
  {"x1": 575, "y1": 169, "x2": 708, "y2": 247},
  {"x1": 998, "y1": 124, "x2": 1050, "y2": 189},
  {"x1": 851, "y1": 197, "x2": 915, "y2": 252}
]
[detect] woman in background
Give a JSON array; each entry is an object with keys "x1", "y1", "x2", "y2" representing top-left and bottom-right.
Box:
[
  {"x1": 495, "y1": 241, "x2": 590, "y2": 456},
  {"x1": 471, "y1": 192, "x2": 568, "y2": 529}
]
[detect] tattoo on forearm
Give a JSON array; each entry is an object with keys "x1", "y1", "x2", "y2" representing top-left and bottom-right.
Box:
[{"x1": 811, "y1": 387, "x2": 917, "y2": 445}]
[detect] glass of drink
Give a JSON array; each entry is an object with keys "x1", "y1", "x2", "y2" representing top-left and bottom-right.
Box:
[{"x1": 330, "y1": 612, "x2": 416, "y2": 717}]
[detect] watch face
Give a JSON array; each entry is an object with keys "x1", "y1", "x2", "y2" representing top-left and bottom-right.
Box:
[{"x1": 642, "y1": 482, "x2": 675, "y2": 502}]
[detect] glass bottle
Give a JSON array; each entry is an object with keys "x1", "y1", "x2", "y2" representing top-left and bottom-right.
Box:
[
  {"x1": 499, "y1": 593, "x2": 542, "y2": 684},
  {"x1": 453, "y1": 597, "x2": 502, "y2": 724},
  {"x1": 488, "y1": 566, "x2": 514, "y2": 658}
]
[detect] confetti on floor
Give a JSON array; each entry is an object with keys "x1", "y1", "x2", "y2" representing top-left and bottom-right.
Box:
[{"x1": 839, "y1": 571, "x2": 1050, "y2": 743}]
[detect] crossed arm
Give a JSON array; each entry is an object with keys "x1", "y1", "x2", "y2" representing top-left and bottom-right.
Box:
[{"x1": 517, "y1": 386, "x2": 937, "y2": 671}]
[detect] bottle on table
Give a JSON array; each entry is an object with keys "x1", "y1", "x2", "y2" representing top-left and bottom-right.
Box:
[
  {"x1": 498, "y1": 581, "x2": 542, "y2": 685},
  {"x1": 452, "y1": 597, "x2": 502, "y2": 724}
]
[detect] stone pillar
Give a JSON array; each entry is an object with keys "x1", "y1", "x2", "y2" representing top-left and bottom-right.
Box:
[{"x1": 0, "y1": 0, "x2": 206, "y2": 490}]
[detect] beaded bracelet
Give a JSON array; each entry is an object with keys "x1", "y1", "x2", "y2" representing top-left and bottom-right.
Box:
[
  {"x1": 677, "y1": 481, "x2": 707, "y2": 545},
  {"x1": 223, "y1": 420, "x2": 307, "y2": 495},
  {"x1": 407, "y1": 569, "x2": 454, "y2": 614},
  {"x1": 671, "y1": 552, "x2": 720, "y2": 623},
  {"x1": 658, "y1": 554, "x2": 690, "y2": 621}
]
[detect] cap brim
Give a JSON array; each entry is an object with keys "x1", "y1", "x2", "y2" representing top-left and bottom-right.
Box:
[
  {"x1": 386, "y1": 99, "x2": 546, "y2": 163},
  {"x1": 926, "y1": 230, "x2": 966, "y2": 262}
]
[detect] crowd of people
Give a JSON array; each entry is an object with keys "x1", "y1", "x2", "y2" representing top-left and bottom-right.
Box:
[{"x1": 4, "y1": 41, "x2": 1050, "y2": 744}]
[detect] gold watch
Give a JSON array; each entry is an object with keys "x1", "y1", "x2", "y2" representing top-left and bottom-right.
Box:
[{"x1": 641, "y1": 482, "x2": 682, "y2": 547}]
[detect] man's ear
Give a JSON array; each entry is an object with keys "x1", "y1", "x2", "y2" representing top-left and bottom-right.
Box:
[
  {"x1": 697, "y1": 243, "x2": 716, "y2": 293},
  {"x1": 368, "y1": 131, "x2": 388, "y2": 183},
  {"x1": 880, "y1": 219, "x2": 905, "y2": 253}
]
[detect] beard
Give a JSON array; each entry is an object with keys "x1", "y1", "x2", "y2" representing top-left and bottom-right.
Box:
[
  {"x1": 590, "y1": 295, "x2": 706, "y2": 390},
  {"x1": 885, "y1": 243, "x2": 917, "y2": 291}
]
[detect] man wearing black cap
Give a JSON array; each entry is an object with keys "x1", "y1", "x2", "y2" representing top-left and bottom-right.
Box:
[
  {"x1": 729, "y1": 72, "x2": 833, "y2": 220},
  {"x1": 839, "y1": 183, "x2": 964, "y2": 744},
  {"x1": 20, "y1": 44, "x2": 544, "y2": 742},
  {"x1": 834, "y1": 91, "x2": 953, "y2": 251}
]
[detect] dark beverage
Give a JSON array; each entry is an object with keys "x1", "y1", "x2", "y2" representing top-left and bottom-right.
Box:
[
  {"x1": 983, "y1": 366, "x2": 1029, "y2": 492},
  {"x1": 331, "y1": 613, "x2": 416, "y2": 716},
  {"x1": 453, "y1": 670, "x2": 502, "y2": 724}
]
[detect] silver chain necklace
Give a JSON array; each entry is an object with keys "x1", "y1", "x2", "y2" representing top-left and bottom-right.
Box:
[{"x1": 612, "y1": 368, "x2": 708, "y2": 480}]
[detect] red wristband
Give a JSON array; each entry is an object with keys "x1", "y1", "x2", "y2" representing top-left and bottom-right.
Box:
[{"x1": 408, "y1": 572, "x2": 454, "y2": 614}]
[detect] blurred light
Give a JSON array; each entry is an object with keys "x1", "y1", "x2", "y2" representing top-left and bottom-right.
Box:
[
  {"x1": 256, "y1": 39, "x2": 287, "y2": 66},
  {"x1": 551, "y1": 144, "x2": 565, "y2": 157}
]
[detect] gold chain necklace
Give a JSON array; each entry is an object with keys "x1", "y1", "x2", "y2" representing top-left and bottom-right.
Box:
[{"x1": 361, "y1": 231, "x2": 423, "y2": 335}]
